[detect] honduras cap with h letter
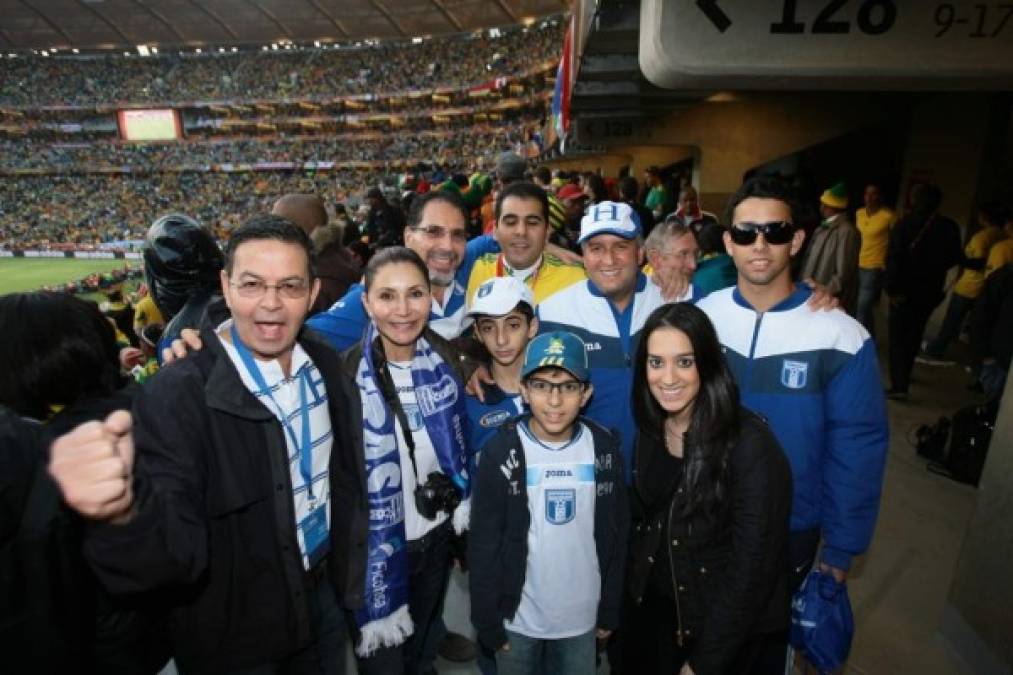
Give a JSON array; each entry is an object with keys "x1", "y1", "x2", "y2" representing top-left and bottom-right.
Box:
[
  {"x1": 468, "y1": 276, "x2": 535, "y2": 317},
  {"x1": 577, "y1": 200, "x2": 643, "y2": 245},
  {"x1": 521, "y1": 331, "x2": 589, "y2": 382}
]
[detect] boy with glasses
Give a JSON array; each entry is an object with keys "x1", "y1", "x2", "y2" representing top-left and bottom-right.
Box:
[{"x1": 469, "y1": 331, "x2": 629, "y2": 675}]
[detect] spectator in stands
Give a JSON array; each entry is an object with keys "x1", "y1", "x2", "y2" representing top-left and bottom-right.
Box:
[
  {"x1": 971, "y1": 261, "x2": 1013, "y2": 401},
  {"x1": 884, "y1": 183, "x2": 962, "y2": 400},
  {"x1": 855, "y1": 182, "x2": 897, "y2": 337},
  {"x1": 693, "y1": 221, "x2": 737, "y2": 297},
  {"x1": 920, "y1": 200, "x2": 1010, "y2": 366},
  {"x1": 0, "y1": 291, "x2": 169, "y2": 674},
  {"x1": 620, "y1": 175, "x2": 656, "y2": 238},
  {"x1": 533, "y1": 165, "x2": 566, "y2": 234},
  {"x1": 799, "y1": 182, "x2": 861, "y2": 316},
  {"x1": 668, "y1": 185, "x2": 719, "y2": 235},
  {"x1": 272, "y1": 193, "x2": 360, "y2": 313},
  {"x1": 643, "y1": 217, "x2": 699, "y2": 303},
  {"x1": 365, "y1": 187, "x2": 406, "y2": 249},
  {"x1": 142, "y1": 213, "x2": 224, "y2": 360},
  {"x1": 644, "y1": 166, "x2": 674, "y2": 222}
]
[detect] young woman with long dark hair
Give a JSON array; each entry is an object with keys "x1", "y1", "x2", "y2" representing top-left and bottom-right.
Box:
[{"x1": 623, "y1": 302, "x2": 793, "y2": 675}]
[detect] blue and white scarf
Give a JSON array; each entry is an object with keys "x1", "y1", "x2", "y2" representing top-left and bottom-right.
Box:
[{"x1": 353, "y1": 323, "x2": 470, "y2": 656}]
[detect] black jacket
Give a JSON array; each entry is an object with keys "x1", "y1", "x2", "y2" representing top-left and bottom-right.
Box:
[
  {"x1": 468, "y1": 416, "x2": 630, "y2": 651},
  {"x1": 82, "y1": 326, "x2": 357, "y2": 674},
  {"x1": 971, "y1": 263, "x2": 1013, "y2": 370},
  {"x1": 626, "y1": 411, "x2": 792, "y2": 675},
  {"x1": 885, "y1": 211, "x2": 962, "y2": 305}
]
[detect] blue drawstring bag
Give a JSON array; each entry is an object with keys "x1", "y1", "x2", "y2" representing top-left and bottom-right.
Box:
[{"x1": 789, "y1": 569, "x2": 854, "y2": 673}]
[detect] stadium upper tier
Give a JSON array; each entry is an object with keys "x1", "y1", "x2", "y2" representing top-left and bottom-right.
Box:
[
  {"x1": 0, "y1": 22, "x2": 562, "y2": 108},
  {"x1": 0, "y1": 114, "x2": 541, "y2": 173}
]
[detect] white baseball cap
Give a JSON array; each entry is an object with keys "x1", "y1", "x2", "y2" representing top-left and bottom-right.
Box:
[
  {"x1": 577, "y1": 200, "x2": 643, "y2": 245},
  {"x1": 467, "y1": 276, "x2": 535, "y2": 317}
]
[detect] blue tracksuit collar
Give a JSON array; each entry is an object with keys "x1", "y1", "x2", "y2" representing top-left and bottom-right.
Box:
[{"x1": 732, "y1": 282, "x2": 811, "y2": 312}]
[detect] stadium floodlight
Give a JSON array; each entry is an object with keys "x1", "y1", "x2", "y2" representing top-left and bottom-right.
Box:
[
  {"x1": 488, "y1": 27, "x2": 501, "y2": 38},
  {"x1": 41, "y1": 50, "x2": 49, "y2": 56},
  {"x1": 152, "y1": 47, "x2": 159, "y2": 54},
  {"x1": 314, "y1": 40, "x2": 321, "y2": 47},
  {"x1": 412, "y1": 37, "x2": 423, "y2": 44},
  {"x1": 271, "y1": 43, "x2": 279, "y2": 50},
  {"x1": 218, "y1": 47, "x2": 225, "y2": 52},
  {"x1": 72, "y1": 48, "x2": 80, "y2": 53},
  {"x1": 136, "y1": 44, "x2": 151, "y2": 56},
  {"x1": 262, "y1": 45, "x2": 269, "y2": 51},
  {"x1": 231, "y1": 47, "x2": 238, "y2": 52},
  {"x1": 123, "y1": 51, "x2": 130, "y2": 56},
  {"x1": 195, "y1": 48, "x2": 202, "y2": 53}
]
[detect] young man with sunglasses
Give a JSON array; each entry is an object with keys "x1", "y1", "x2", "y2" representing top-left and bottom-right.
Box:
[{"x1": 695, "y1": 175, "x2": 889, "y2": 669}]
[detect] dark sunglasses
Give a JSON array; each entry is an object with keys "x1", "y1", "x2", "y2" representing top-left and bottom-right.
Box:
[{"x1": 728, "y1": 221, "x2": 796, "y2": 245}]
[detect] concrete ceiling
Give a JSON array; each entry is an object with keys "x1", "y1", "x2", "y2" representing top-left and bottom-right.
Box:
[{"x1": 0, "y1": 0, "x2": 569, "y2": 50}]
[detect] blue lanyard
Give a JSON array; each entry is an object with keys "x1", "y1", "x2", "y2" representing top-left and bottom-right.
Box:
[{"x1": 230, "y1": 325, "x2": 315, "y2": 500}]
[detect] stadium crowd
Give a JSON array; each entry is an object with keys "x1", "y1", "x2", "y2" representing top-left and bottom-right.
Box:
[
  {"x1": 0, "y1": 21, "x2": 561, "y2": 107},
  {"x1": 0, "y1": 116, "x2": 543, "y2": 172}
]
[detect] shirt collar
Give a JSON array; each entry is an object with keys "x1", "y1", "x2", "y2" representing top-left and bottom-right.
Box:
[
  {"x1": 731, "y1": 282, "x2": 811, "y2": 312},
  {"x1": 587, "y1": 270, "x2": 648, "y2": 299}
]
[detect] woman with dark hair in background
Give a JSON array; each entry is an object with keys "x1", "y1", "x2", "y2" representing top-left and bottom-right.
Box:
[
  {"x1": 623, "y1": 302, "x2": 792, "y2": 675},
  {"x1": 0, "y1": 292, "x2": 168, "y2": 674}
]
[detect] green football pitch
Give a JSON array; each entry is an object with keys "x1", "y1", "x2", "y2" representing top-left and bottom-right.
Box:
[{"x1": 0, "y1": 258, "x2": 141, "y2": 295}]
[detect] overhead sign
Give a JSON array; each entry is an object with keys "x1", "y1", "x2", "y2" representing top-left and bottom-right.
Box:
[
  {"x1": 640, "y1": 0, "x2": 1013, "y2": 90},
  {"x1": 573, "y1": 115, "x2": 657, "y2": 145}
]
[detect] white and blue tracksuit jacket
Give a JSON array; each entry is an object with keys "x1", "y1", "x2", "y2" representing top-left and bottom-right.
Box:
[
  {"x1": 696, "y1": 285, "x2": 889, "y2": 571},
  {"x1": 537, "y1": 273, "x2": 671, "y2": 481}
]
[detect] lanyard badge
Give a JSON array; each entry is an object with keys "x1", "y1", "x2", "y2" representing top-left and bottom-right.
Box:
[{"x1": 230, "y1": 325, "x2": 316, "y2": 500}]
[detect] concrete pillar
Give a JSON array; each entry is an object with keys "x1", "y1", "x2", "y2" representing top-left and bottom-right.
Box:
[{"x1": 940, "y1": 374, "x2": 1013, "y2": 674}]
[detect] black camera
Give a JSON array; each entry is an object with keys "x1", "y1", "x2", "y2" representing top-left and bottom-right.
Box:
[{"x1": 414, "y1": 471, "x2": 462, "y2": 520}]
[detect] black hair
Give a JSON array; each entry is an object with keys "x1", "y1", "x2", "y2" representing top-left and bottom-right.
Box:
[
  {"x1": 911, "y1": 183, "x2": 943, "y2": 215},
  {"x1": 697, "y1": 221, "x2": 726, "y2": 256},
  {"x1": 224, "y1": 213, "x2": 316, "y2": 279},
  {"x1": 406, "y1": 189, "x2": 469, "y2": 230},
  {"x1": 0, "y1": 292, "x2": 126, "y2": 420},
  {"x1": 363, "y1": 246, "x2": 430, "y2": 291},
  {"x1": 979, "y1": 200, "x2": 1009, "y2": 227},
  {"x1": 534, "y1": 166, "x2": 552, "y2": 185},
  {"x1": 723, "y1": 175, "x2": 801, "y2": 229},
  {"x1": 494, "y1": 181, "x2": 549, "y2": 223},
  {"x1": 619, "y1": 176, "x2": 639, "y2": 202},
  {"x1": 584, "y1": 174, "x2": 608, "y2": 203},
  {"x1": 632, "y1": 303, "x2": 740, "y2": 517}
]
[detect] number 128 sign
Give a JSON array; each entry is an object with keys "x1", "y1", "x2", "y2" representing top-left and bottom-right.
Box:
[{"x1": 640, "y1": 0, "x2": 1013, "y2": 90}]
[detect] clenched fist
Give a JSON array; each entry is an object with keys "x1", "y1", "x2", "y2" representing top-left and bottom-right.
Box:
[{"x1": 49, "y1": 410, "x2": 136, "y2": 522}]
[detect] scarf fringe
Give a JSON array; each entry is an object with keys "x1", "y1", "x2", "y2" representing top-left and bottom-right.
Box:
[
  {"x1": 452, "y1": 496, "x2": 471, "y2": 535},
  {"x1": 355, "y1": 604, "x2": 414, "y2": 657}
]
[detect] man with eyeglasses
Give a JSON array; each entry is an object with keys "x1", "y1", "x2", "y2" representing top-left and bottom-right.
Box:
[
  {"x1": 642, "y1": 217, "x2": 702, "y2": 303},
  {"x1": 695, "y1": 176, "x2": 888, "y2": 671},
  {"x1": 308, "y1": 189, "x2": 499, "y2": 351},
  {"x1": 49, "y1": 215, "x2": 358, "y2": 674}
]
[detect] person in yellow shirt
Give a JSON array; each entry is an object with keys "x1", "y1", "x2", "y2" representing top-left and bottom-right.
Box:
[
  {"x1": 467, "y1": 181, "x2": 586, "y2": 307},
  {"x1": 132, "y1": 284, "x2": 164, "y2": 337},
  {"x1": 984, "y1": 213, "x2": 1013, "y2": 278},
  {"x1": 919, "y1": 201, "x2": 1009, "y2": 365},
  {"x1": 855, "y1": 183, "x2": 897, "y2": 337}
]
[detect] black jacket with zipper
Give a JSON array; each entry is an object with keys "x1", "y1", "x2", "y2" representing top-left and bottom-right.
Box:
[
  {"x1": 626, "y1": 409, "x2": 792, "y2": 675},
  {"x1": 468, "y1": 416, "x2": 630, "y2": 651},
  {"x1": 82, "y1": 325, "x2": 357, "y2": 674}
]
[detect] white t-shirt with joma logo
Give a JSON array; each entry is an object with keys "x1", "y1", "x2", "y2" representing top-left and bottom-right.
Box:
[{"x1": 506, "y1": 420, "x2": 599, "y2": 639}]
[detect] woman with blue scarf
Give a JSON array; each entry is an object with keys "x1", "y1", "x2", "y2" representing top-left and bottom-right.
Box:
[{"x1": 332, "y1": 247, "x2": 474, "y2": 675}]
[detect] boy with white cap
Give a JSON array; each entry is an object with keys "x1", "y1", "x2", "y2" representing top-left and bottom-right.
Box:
[{"x1": 466, "y1": 276, "x2": 539, "y2": 457}]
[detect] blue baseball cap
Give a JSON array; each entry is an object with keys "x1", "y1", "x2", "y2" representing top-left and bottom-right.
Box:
[
  {"x1": 521, "y1": 331, "x2": 589, "y2": 382},
  {"x1": 577, "y1": 200, "x2": 643, "y2": 245}
]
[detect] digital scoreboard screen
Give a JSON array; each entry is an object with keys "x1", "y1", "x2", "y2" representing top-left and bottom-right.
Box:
[{"x1": 117, "y1": 108, "x2": 182, "y2": 141}]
